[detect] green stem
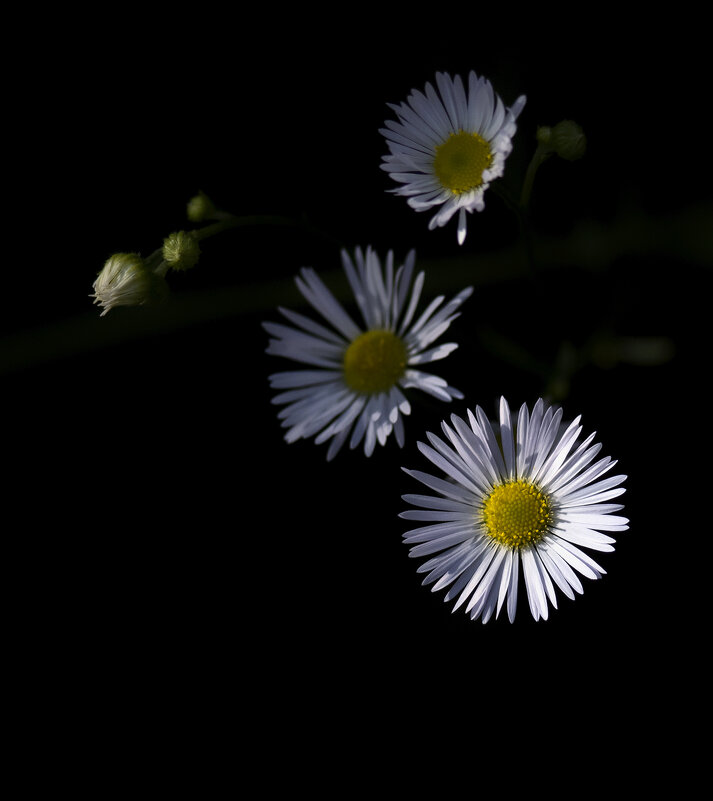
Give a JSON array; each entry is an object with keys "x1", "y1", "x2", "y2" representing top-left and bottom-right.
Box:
[
  {"x1": 491, "y1": 180, "x2": 537, "y2": 279},
  {"x1": 520, "y1": 143, "x2": 551, "y2": 211},
  {"x1": 192, "y1": 214, "x2": 340, "y2": 247}
]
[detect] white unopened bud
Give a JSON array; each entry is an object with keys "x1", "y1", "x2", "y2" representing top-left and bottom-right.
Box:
[{"x1": 91, "y1": 253, "x2": 160, "y2": 316}]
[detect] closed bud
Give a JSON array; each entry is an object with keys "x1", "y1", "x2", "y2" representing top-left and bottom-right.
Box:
[
  {"x1": 162, "y1": 230, "x2": 201, "y2": 272},
  {"x1": 186, "y1": 191, "x2": 218, "y2": 223},
  {"x1": 91, "y1": 253, "x2": 163, "y2": 316},
  {"x1": 550, "y1": 119, "x2": 586, "y2": 161},
  {"x1": 535, "y1": 125, "x2": 552, "y2": 147}
]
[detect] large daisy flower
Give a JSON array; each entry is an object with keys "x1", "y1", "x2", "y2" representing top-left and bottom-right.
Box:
[
  {"x1": 401, "y1": 397, "x2": 628, "y2": 622},
  {"x1": 264, "y1": 246, "x2": 473, "y2": 460},
  {"x1": 380, "y1": 71, "x2": 526, "y2": 245}
]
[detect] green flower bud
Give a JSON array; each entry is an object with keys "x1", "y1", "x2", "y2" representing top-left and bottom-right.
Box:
[
  {"x1": 162, "y1": 230, "x2": 201, "y2": 272},
  {"x1": 91, "y1": 253, "x2": 160, "y2": 316},
  {"x1": 535, "y1": 125, "x2": 552, "y2": 147},
  {"x1": 549, "y1": 120, "x2": 586, "y2": 161},
  {"x1": 186, "y1": 191, "x2": 218, "y2": 223}
]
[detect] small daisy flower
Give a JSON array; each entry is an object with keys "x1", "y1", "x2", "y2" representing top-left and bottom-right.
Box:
[
  {"x1": 380, "y1": 71, "x2": 526, "y2": 245},
  {"x1": 401, "y1": 397, "x2": 628, "y2": 622},
  {"x1": 264, "y1": 246, "x2": 473, "y2": 460}
]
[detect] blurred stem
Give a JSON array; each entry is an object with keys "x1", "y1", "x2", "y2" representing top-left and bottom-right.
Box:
[
  {"x1": 192, "y1": 213, "x2": 340, "y2": 248},
  {"x1": 520, "y1": 143, "x2": 552, "y2": 210},
  {"x1": 492, "y1": 180, "x2": 536, "y2": 280},
  {"x1": 494, "y1": 139, "x2": 557, "y2": 280}
]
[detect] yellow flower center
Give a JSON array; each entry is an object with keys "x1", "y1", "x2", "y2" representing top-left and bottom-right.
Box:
[
  {"x1": 433, "y1": 130, "x2": 493, "y2": 195},
  {"x1": 343, "y1": 329, "x2": 408, "y2": 394},
  {"x1": 481, "y1": 480, "x2": 553, "y2": 550}
]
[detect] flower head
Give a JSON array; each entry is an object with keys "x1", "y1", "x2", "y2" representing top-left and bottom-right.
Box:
[
  {"x1": 91, "y1": 253, "x2": 161, "y2": 316},
  {"x1": 401, "y1": 397, "x2": 628, "y2": 622},
  {"x1": 543, "y1": 119, "x2": 587, "y2": 161},
  {"x1": 186, "y1": 191, "x2": 218, "y2": 223},
  {"x1": 162, "y1": 230, "x2": 201, "y2": 272},
  {"x1": 264, "y1": 246, "x2": 472, "y2": 460},
  {"x1": 380, "y1": 71, "x2": 526, "y2": 244}
]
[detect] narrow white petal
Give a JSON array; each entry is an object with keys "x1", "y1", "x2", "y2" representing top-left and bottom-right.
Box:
[
  {"x1": 541, "y1": 540, "x2": 583, "y2": 595},
  {"x1": 268, "y1": 370, "x2": 342, "y2": 389},
  {"x1": 420, "y1": 434, "x2": 480, "y2": 493},
  {"x1": 295, "y1": 268, "x2": 362, "y2": 341},
  {"x1": 419, "y1": 540, "x2": 475, "y2": 585},
  {"x1": 557, "y1": 473, "x2": 627, "y2": 505},
  {"x1": 536, "y1": 417, "x2": 583, "y2": 486},
  {"x1": 499, "y1": 396, "x2": 515, "y2": 479},
  {"x1": 553, "y1": 523, "x2": 617, "y2": 552},
  {"x1": 560, "y1": 512, "x2": 629, "y2": 529},
  {"x1": 401, "y1": 493, "x2": 476, "y2": 514},
  {"x1": 496, "y1": 548, "x2": 514, "y2": 619},
  {"x1": 397, "y1": 271, "x2": 425, "y2": 335},
  {"x1": 407, "y1": 528, "x2": 479, "y2": 557},
  {"x1": 451, "y1": 543, "x2": 498, "y2": 612},
  {"x1": 434, "y1": 71, "x2": 460, "y2": 131},
  {"x1": 549, "y1": 538, "x2": 605, "y2": 580},
  {"x1": 465, "y1": 545, "x2": 507, "y2": 615},
  {"x1": 441, "y1": 420, "x2": 494, "y2": 494},
  {"x1": 402, "y1": 468, "x2": 476, "y2": 504},
  {"x1": 474, "y1": 405, "x2": 508, "y2": 481},
  {"x1": 400, "y1": 509, "x2": 473, "y2": 522},
  {"x1": 544, "y1": 435, "x2": 601, "y2": 493},
  {"x1": 533, "y1": 547, "x2": 558, "y2": 611},
  {"x1": 536, "y1": 544, "x2": 576, "y2": 600},
  {"x1": 507, "y1": 549, "x2": 520, "y2": 622},
  {"x1": 522, "y1": 547, "x2": 548, "y2": 621},
  {"x1": 457, "y1": 208, "x2": 467, "y2": 245},
  {"x1": 275, "y1": 306, "x2": 346, "y2": 345}
]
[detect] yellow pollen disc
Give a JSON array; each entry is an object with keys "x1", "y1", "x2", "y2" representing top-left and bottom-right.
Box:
[
  {"x1": 433, "y1": 130, "x2": 494, "y2": 195},
  {"x1": 343, "y1": 329, "x2": 408, "y2": 394},
  {"x1": 481, "y1": 480, "x2": 553, "y2": 550}
]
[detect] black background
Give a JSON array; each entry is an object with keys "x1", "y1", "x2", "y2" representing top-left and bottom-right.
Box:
[{"x1": 8, "y1": 11, "x2": 710, "y2": 786}]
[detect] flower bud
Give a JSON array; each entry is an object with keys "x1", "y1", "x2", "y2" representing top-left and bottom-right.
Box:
[
  {"x1": 549, "y1": 120, "x2": 586, "y2": 161},
  {"x1": 535, "y1": 125, "x2": 552, "y2": 147},
  {"x1": 91, "y1": 253, "x2": 159, "y2": 316},
  {"x1": 162, "y1": 230, "x2": 201, "y2": 272},
  {"x1": 186, "y1": 191, "x2": 218, "y2": 223}
]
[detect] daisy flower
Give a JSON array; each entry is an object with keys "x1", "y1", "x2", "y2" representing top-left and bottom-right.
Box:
[
  {"x1": 401, "y1": 397, "x2": 628, "y2": 622},
  {"x1": 380, "y1": 71, "x2": 526, "y2": 245},
  {"x1": 264, "y1": 246, "x2": 473, "y2": 460}
]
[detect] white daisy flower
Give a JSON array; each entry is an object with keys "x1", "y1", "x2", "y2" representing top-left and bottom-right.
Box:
[
  {"x1": 264, "y1": 246, "x2": 473, "y2": 460},
  {"x1": 380, "y1": 71, "x2": 526, "y2": 245},
  {"x1": 401, "y1": 397, "x2": 628, "y2": 622}
]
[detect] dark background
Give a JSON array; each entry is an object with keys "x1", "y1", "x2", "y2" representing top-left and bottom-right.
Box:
[{"x1": 8, "y1": 11, "x2": 709, "y2": 784}]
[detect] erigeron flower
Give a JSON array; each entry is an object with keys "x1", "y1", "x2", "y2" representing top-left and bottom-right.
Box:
[
  {"x1": 380, "y1": 71, "x2": 526, "y2": 245},
  {"x1": 162, "y1": 230, "x2": 201, "y2": 272},
  {"x1": 264, "y1": 246, "x2": 472, "y2": 460},
  {"x1": 91, "y1": 253, "x2": 160, "y2": 316},
  {"x1": 401, "y1": 397, "x2": 628, "y2": 622}
]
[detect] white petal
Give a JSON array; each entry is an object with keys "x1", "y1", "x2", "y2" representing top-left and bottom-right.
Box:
[
  {"x1": 401, "y1": 493, "x2": 476, "y2": 514},
  {"x1": 465, "y1": 545, "x2": 508, "y2": 615},
  {"x1": 536, "y1": 544, "x2": 576, "y2": 600},
  {"x1": 499, "y1": 396, "x2": 515, "y2": 480},
  {"x1": 507, "y1": 549, "x2": 520, "y2": 622},
  {"x1": 522, "y1": 547, "x2": 548, "y2": 621},
  {"x1": 401, "y1": 468, "x2": 476, "y2": 504},
  {"x1": 457, "y1": 208, "x2": 467, "y2": 245}
]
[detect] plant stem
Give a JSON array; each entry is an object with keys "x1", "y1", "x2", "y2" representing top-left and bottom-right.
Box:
[
  {"x1": 520, "y1": 143, "x2": 551, "y2": 211},
  {"x1": 192, "y1": 214, "x2": 340, "y2": 247}
]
